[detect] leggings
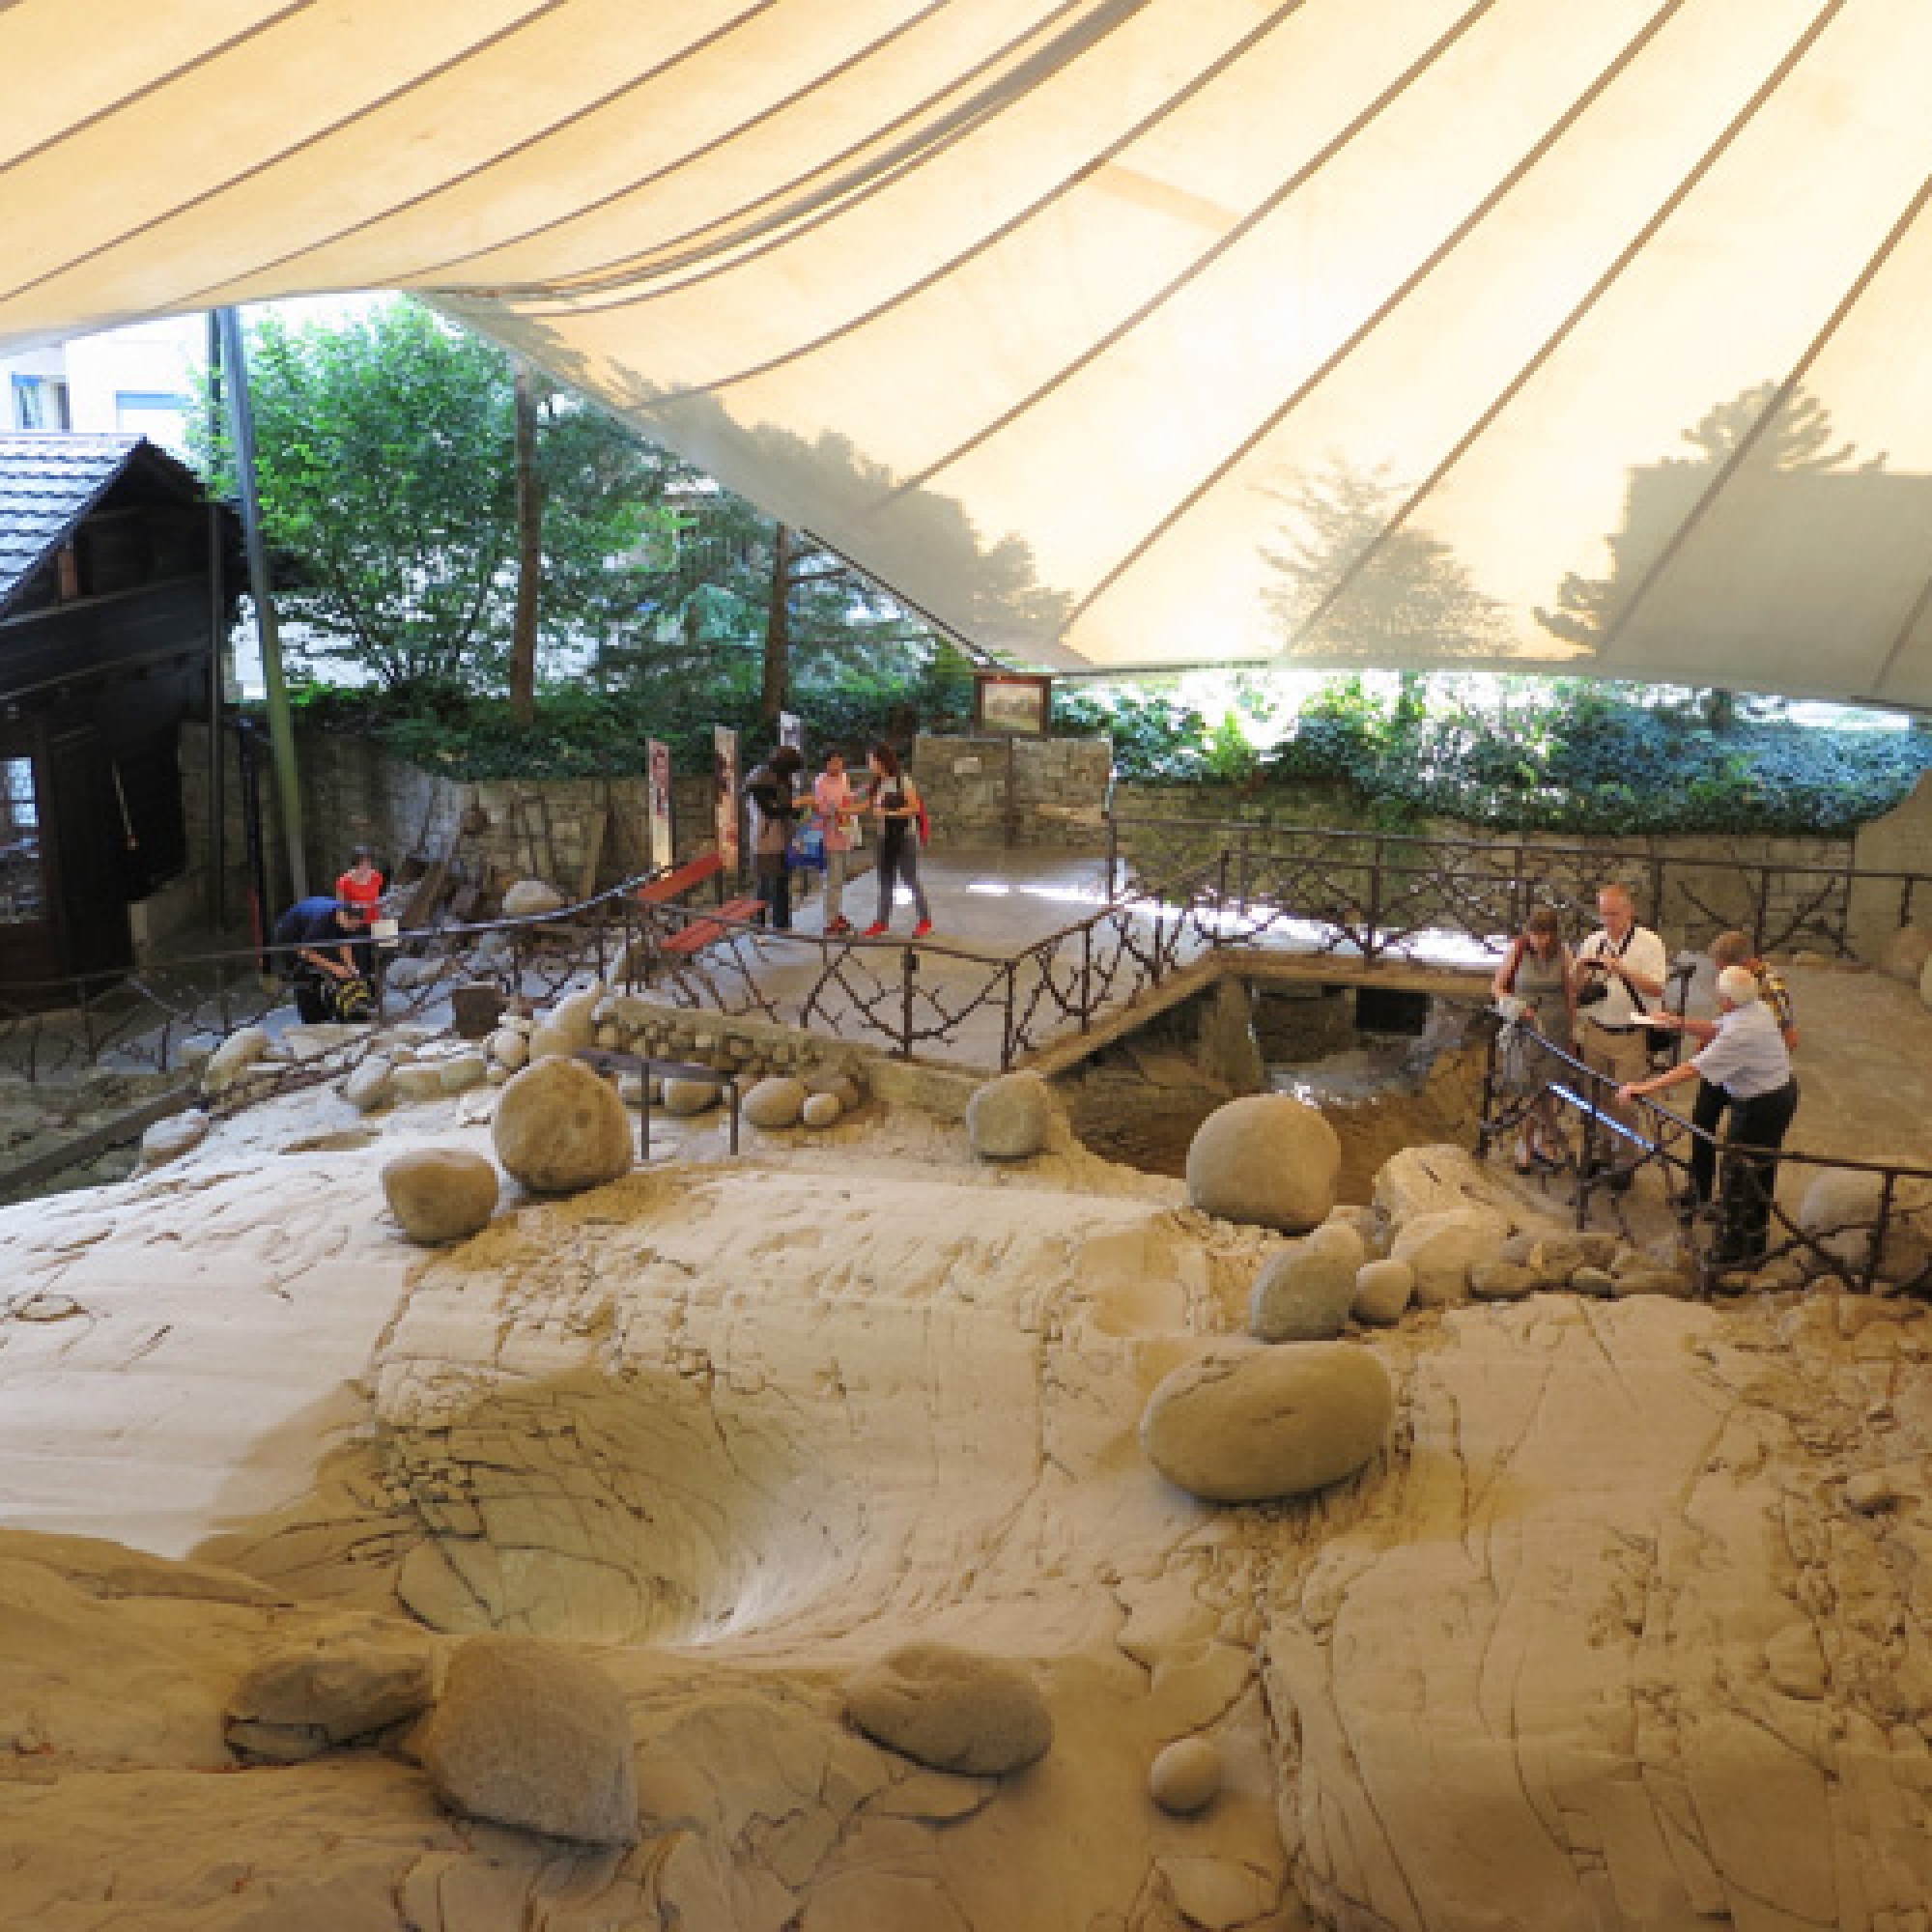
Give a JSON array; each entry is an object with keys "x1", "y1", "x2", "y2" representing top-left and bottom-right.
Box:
[{"x1": 875, "y1": 836, "x2": 930, "y2": 927}]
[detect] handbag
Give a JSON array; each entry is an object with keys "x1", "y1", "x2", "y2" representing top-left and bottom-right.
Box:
[{"x1": 788, "y1": 824, "x2": 825, "y2": 872}]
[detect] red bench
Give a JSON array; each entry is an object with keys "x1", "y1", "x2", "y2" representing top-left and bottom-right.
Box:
[{"x1": 637, "y1": 850, "x2": 764, "y2": 963}]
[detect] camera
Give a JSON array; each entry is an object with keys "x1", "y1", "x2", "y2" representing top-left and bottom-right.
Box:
[{"x1": 1576, "y1": 958, "x2": 1611, "y2": 1007}]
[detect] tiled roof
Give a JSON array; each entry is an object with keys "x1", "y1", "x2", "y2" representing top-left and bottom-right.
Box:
[{"x1": 0, "y1": 432, "x2": 145, "y2": 610}]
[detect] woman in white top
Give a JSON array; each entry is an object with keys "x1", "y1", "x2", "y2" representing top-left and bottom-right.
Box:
[{"x1": 1619, "y1": 966, "x2": 1798, "y2": 1264}]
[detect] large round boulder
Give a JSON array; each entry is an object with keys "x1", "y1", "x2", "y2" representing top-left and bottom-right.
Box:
[
  {"x1": 662, "y1": 1076, "x2": 722, "y2": 1117},
  {"x1": 845, "y1": 1643, "x2": 1051, "y2": 1776},
  {"x1": 1140, "y1": 1341, "x2": 1394, "y2": 1503},
  {"x1": 492, "y1": 1058, "x2": 633, "y2": 1194},
  {"x1": 1352, "y1": 1258, "x2": 1416, "y2": 1325},
  {"x1": 1249, "y1": 1237, "x2": 1356, "y2": 1343},
  {"x1": 966, "y1": 1070, "x2": 1055, "y2": 1160},
  {"x1": 419, "y1": 1635, "x2": 639, "y2": 1846},
  {"x1": 1185, "y1": 1094, "x2": 1340, "y2": 1233},
  {"x1": 1149, "y1": 1736, "x2": 1223, "y2": 1815},
  {"x1": 744, "y1": 1076, "x2": 808, "y2": 1130},
  {"x1": 526, "y1": 988, "x2": 602, "y2": 1064},
  {"x1": 382, "y1": 1149, "x2": 501, "y2": 1244}
]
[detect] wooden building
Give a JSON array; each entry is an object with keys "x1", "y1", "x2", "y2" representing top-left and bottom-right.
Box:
[{"x1": 0, "y1": 433, "x2": 237, "y2": 1005}]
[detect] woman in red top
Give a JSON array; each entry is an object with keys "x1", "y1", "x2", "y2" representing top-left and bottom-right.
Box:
[{"x1": 335, "y1": 846, "x2": 384, "y2": 915}]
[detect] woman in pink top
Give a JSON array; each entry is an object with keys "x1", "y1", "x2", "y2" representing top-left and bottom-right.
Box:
[{"x1": 812, "y1": 752, "x2": 862, "y2": 935}]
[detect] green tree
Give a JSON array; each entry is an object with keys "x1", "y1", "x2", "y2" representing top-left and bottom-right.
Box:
[{"x1": 196, "y1": 299, "x2": 668, "y2": 697}]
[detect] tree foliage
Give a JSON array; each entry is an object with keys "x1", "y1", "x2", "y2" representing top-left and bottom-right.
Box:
[{"x1": 196, "y1": 300, "x2": 668, "y2": 696}]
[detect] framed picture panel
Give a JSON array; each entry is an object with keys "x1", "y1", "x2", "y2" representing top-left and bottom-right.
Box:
[{"x1": 972, "y1": 672, "x2": 1053, "y2": 736}]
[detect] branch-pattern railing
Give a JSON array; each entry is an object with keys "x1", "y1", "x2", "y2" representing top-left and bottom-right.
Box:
[
  {"x1": 1106, "y1": 813, "x2": 1926, "y2": 962},
  {"x1": 0, "y1": 859, "x2": 1228, "y2": 1100}
]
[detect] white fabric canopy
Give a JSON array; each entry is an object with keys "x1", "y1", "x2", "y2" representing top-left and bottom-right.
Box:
[{"x1": 5, "y1": 0, "x2": 1931, "y2": 702}]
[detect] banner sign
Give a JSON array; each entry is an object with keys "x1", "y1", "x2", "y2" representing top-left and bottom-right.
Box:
[
  {"x1": 713, "y1": 725, "x2": 741, "y2": 872},
  {"x1": 646, "y1": 738, "x2": 674, "y2": 871}
]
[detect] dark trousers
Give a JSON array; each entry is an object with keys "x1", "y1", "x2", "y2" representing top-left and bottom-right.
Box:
[
  {"x1": 754, "y1": 858, "x2": 791, "y2": 929},
  {"x1": 1690, "y1": 1077, "x2": 1726, "y2": 1204},
  {"x1": 1717, "y1": 1078, "x2": 1799, "y2": 1264}
]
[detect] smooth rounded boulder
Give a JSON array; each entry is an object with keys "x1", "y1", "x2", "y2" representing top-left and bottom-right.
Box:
[
  {"x1": 1150, "y1": 1736, "x2": 1223, "y2": 1815},
  {"x1": 1140, "y1": 1341, "x2": 1393, "y2": 1504},
  {"x1": 382, "y1": 1149, "x2": 500, "y2": 1243},
  {"x1": 966, "y1": 1070, "x2": 1054, "y2": 1160},
  {"x1": 1185, "y1": 1094, "x2": 1340, "y2": 1233},
  {"x1": 419, "y1": 1635, "x2": 639, "y2": 1846},
  {"x1": 744, "y1": 1076, "x2": 808, "y2": 1130},
  {"x1": 1249, "y1": 1238, "x2": 1356, "y2": 1343},
  {"x1": 492, "y1": 1058, "x2": 633, "y2": 1194},
  {"x1": 845, "y1": 1642, "x2": 1052, "y2": 1776}
]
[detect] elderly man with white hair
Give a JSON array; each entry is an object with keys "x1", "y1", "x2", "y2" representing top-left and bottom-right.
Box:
[{"x1": 1619, "y1": 965, "x2": 1800, "y2": 1266}]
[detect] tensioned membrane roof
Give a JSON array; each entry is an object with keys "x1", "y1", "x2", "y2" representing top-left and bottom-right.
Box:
[{"x1": 5, "y1": 0, "x2": 1931, "y2": 703}]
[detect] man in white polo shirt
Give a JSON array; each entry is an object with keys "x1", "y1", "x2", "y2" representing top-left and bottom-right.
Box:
[
  {"x1": 1619, "y1": 965, "x2": 1800, "y2": 1266},
  {"x1": 1575, "y1": 882, "x2": 1669, "y2": 1185}
]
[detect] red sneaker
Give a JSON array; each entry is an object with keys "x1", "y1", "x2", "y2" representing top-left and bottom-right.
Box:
[
  {"x1": 912, "y1": 919, "x2": 934, "y2": 939},
  {"x1": 862, "y1": 922, "x2": 889, "y2": 938},
  {"x1": 826, "y1": 917, "x2": 853, "y2": 935}
]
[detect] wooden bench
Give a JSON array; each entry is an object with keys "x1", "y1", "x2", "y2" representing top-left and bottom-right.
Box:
[{"x1": 637, "y1": 851, "x2": 764, "y2": 964}]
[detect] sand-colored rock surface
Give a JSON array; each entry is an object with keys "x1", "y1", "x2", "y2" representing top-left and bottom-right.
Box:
[{"x1": 3, "y1": 956, "x2": 1932, "y2": 1926}]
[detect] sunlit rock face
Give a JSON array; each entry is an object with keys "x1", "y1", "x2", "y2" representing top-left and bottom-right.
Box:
[{"x1": 5, "y1": 1076, "x2": 1932, "y2": 1929}]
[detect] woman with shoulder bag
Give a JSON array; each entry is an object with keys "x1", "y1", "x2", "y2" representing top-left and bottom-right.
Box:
[
  {"x1": 1492, "y1": 904, "x2": 1577, "y2": 1172},
  {"x1": 863, "y1": 742, "x2": 932, "y2": 939}
]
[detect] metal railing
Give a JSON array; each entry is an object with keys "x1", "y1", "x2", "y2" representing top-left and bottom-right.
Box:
[
  {"x1": 0, "y1": 858, "x2": 1232, "y2": 1095},
  {"x1": 1106, "y1": 812, "x2": 1928, "y2": 962},
  {"x1": 1478, "y1": 1013, "x2": 1932, "y2": 1296}
]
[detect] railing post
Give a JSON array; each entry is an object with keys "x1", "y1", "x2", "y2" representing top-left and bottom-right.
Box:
[
  {"x1": 1236, "y1": 824, "x2": 1253, "y2": 919},
  {"x1": 1865, "y1": 1171, "x2": 1896, "y2": 1295},
  {"x1": 1365, "y1": 837, "x2": 1386, "y2": 960},
  {"x1": 1105, "y1": 814, "x2": 1120, "y2": 903},
  {"x1": 1003, "y1": 961, "x2": 1018, "y2": 1069},
  {"x1": 899, "y1": 946, "x2": 917, "y2": 1059},
  {"x1": 1080, "y1": 923, "x2": 1094, "y2": 1034},
  {"x1": 1751, "y1": 866, "x2": 1771, "y2": 957}
]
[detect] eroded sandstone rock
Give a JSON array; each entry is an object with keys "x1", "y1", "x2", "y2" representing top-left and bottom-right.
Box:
[
  {"x1": 1140, "y1": 1342, "x2": 1394, "y2": 1503},
  {"x1": 1185, "y1": 1094, "x2": 1340, "y2": 1233},
  {"x1": 382, "y1": 1149, "x2": 500, "y2": 1244},
  {"x1": 845, "y1": 1642, "x2": 1052, "y2": 1776},
  {"x1": 202, "y1": 1025, "x2": 270, "y2": 1096},
  {"x1": 1391, "y1": 1208, "x2": 1511, "y2": 1307},
  {"x1": 502, "y1": 880, "x2": 566, "y2": 920},
  {"x1": 227, "y1": 1634, "x2": 434, "y2": 1761},
  {"x1": 492, "y1": 1058, "x2": 633, "y2": 1194},
  {"x1": 420, "y1": 1634, "x2": 639, "y2": 1845}
]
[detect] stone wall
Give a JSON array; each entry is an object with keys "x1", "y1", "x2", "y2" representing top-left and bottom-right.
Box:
[
  {"x1": 179, "y1": 724, "x2": 724, "y2": 927},
  {"x1": 909, "y1": 732, "x2": 1113, "y2": 847}
]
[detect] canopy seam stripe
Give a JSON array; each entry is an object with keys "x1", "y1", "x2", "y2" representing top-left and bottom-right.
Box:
[
  {"x1": 1868, "y1": 553, "x2": 1932, "y2": 701},
  {"x1": 0, "y1": 0, "x2": 577, "y2": 308},
  {"x1": 169, "y1": 0, "x2": 786, "y2": 308},
  {"x1": 635, "y1": 0, "x2": 1312, "y2": 412},
  {"x1": 1595, "y1": 161, "x2": 1932, "y2": 669},
  {"x1": 1067, "y1": 0, "x2": 1697, "y2": 632},
  {"x1": 892, "y1": 0, "x2": 1496, "y2": 502},
  {"x1": 0, "y1": 0, "x2": 314, "y2": 181},
  {"x1": 478, "y1": 0, "x2": 1159, "y2": 307},
  {"x1": 395, "y1": 0, "x2": 963, "y2": 288},
  {"x1": 1268, "y1": 0, "x2": 1852, "y2": 666}
]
